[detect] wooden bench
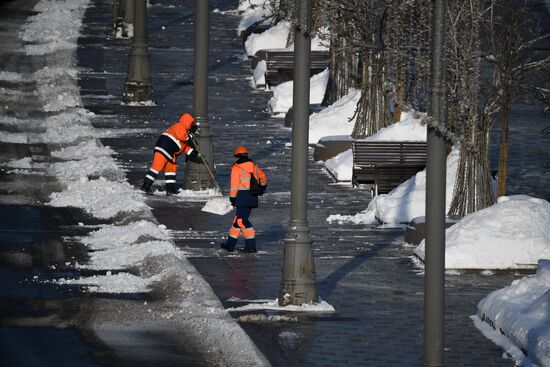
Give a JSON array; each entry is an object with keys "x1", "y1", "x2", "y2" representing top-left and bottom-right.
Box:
[
  {"x1": 252, "y1": 49, "x2": 329, "y2": 86},
  {"x1": 352, "y1": 141, "x2": 427, "y2": 195}
]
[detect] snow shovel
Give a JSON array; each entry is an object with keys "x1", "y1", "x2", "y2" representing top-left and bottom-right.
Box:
[
  {"x1": 190, "y1": 136, "x2": 224, "y2": 195},
  {"x1": 190, "y1": 137, "x2": 233, "y2": 215}
]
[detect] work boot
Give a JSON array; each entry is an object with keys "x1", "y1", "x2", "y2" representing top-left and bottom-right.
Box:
[
  {"x1": 166, "y1": 187, "x2": 180, "y2": 196},
  {"x1": 140, "y1": 181, "x2": 152, "y2": 194},
  {"x1": 220, "y1": 243, "x2": 234, "y2": 252},
  {"x1": 238, "y1": 248, "x2": 257, "y2": 253}
]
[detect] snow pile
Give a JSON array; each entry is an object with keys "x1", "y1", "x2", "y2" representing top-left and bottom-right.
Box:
[
  {"x1": 361, "y1": 111, "x2": 426, "y2": 142},
  {"x1": 82, "y1": 240, "x2": 180, "y2": 270},
  {"x1": 237, "y1": 0, "x2": 273, "y2": 36},
  {"x1": 267, "y1": 68, "x2": 329, "y2": 115},
  {"x1": 82, "y1": 220, "x2": 170, "y2": 250},
  {"x1": 0, "y1": 71, "x2": 25, "y2": 82},
  {"x1": 244, "y1": 20, "x2": 328, "y2": 56},
  {"x1": 324, "y1": 148, "x2": 353, "y2": 181},
  {"x1": 309, "y1": 89, "x2": 361, "y2": 144},
  {"x1": 21, "y1": 0, "x2": 91, "y2": 55},
  {"x1": 415, "y1": 195, "x2": 550, "y2": 269},
  {"x1": 202, "y1": 197, "x2": 234, "y2": 215},
  {"x1": 476, "y1": 259, "x2": 550, "y2": 366},
  {"x1": 245, "y1": 21, "x2": 290, "y2": 56},
  {"x1": 54, "y1": 272, "x2": 161, "y2": 293},
  {"x1": 328, "y1": 146, "x2": 460, "y2": 224},
  {"x1": 253, "y1": 60, "x2": 267, "y2": 88},
  {"x1": 49, "y1": 177, "x2": 149, "y2": 219},
  {"x1": 227, "y1": 298, "x2": 335, "y2": 313}
]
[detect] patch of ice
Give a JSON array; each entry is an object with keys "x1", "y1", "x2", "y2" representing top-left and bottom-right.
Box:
[{"x1": 53, "y1": 272, "x2": 161, "y2": 293}]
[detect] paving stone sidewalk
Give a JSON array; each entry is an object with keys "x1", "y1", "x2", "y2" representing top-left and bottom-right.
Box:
[{"x1": 78, "y1": 0, "x2": 535, "y2": 365}]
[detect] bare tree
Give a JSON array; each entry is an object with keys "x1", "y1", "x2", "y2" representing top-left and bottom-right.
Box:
[
  {"x1": 447, "y1": 0, "x2": 496, "y2": 218},
  {"x1": 482, "y1": 0, "x2": 550, "y2": 197}
]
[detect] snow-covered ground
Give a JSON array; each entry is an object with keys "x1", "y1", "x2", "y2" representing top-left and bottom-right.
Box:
[
  {"x1": 267, "y1": 68, "x2": 329, "y2": 115},
  {"x1": 415, "y1": 195, "x2": 550, "y2": 269},
  {"x1": 476, "y1": 259, "x2": 550, "y2": 366}
]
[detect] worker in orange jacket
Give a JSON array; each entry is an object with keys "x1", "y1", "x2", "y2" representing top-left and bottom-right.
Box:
[
  {"x1": 140, "y1": 113, "x2": 203, "y2": 195},
  {"x1": 221, "y1": 146, "x2": 267, "y2": 253}
]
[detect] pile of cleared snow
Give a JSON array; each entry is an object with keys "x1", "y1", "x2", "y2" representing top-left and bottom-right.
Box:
[
  {"x1": 324, "y1": 148, "x2": 353, "y2": 181},
  {"x1": 237, "y1": 1, "x2": 273, "y2": 36},
  {"x1": 361, "y1": 111, "x2": 426, "y2": 142},
  {"x1": 54, "y1": 272, "x2": 161, "y2": 293},
  {"x1": 268, "y1": 68, "x2": 329, "y2": 115},
  {"x1": 49, "y1": 177, "x2": 149, "y2": 219},
  {"x1": 415, "y1": 195, "x2": 550, "y2": 269},
  {"x1": 322, "y1": 109, "x2": 426, "y2": 181},
  {"x1": 476, "y1": 259, "x2": 550, "y2": 366},
  {"x1": 202, "y1": 197, "x2": 233, "y2": 215},
  {"x1": 21, "y1": 0, "x2": 91, "y2": 55},
  {"x1": 82, "y1": 221, "x2": 170, "y2": 250},
  {"x1": 309, "y1": 89, "x2": 360, "y2": 144},
  {"x1": 244, "y1": 20, "x2": 328, "y2": 57},
  {"x1": 328, "y1": 146, "x2": 460, "y2": 224},
  {"x1": 245, "y1": 21, "x2": 290, "y2": 56}
]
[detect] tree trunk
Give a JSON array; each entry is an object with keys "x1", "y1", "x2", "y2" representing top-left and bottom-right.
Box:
[{"x1": 496, "y1": 83, "x2": 510, "y2": 197}]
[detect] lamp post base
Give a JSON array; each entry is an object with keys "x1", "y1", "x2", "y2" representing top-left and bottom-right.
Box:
[
  {"x1": 123, "y1": 81, "x2": 152, "y2": 103},
  {"x1": 279, "y1": 220, "x2": 317, "y2": 306}
]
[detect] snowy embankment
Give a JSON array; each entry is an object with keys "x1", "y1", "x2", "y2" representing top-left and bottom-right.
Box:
[
  {"x1": 244, "y1": 19, "x2": 328, "y2": 57},
  {"x1": 267, "y1": 68, "x2": 329, "y2": 115},
  {"x1": 415, "y1": 195, "x2": 550, "y2": 269},
  {"x1": 475, "y1": 259, "x2": 550, "y2": 366},
  {"x1": 15, "y1": 1, "x2": 269, "y2": 365},
  {"x1": 237, "y1": 0, "x2": 273, "y2": 36}
]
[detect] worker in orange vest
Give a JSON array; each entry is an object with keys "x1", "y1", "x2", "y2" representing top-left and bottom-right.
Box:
[
  {"x1": 221, "y1": 146, "x2": 267, "y2": 253},
  {"x1": 140, "y1": 113, "x2": 203, "y2": 195}
]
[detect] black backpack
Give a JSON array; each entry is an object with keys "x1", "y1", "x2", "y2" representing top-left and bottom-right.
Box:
[{"x1": 249, "y1": 170, "x2": 262, "y2": 196}]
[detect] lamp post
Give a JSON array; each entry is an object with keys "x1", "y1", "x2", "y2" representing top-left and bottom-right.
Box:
[
  {"x1": 424, "y1": 1, "x2": 448, "y2": 366},
  {"x1": 122, "y1": 0, "x2": 152, "y2": 103},
  {"x1": 184, "y1": 0, "x2": 215, "y2": 190},
  {"x1": 278, "y1": 0, "x2": 318, "y2": 306}
]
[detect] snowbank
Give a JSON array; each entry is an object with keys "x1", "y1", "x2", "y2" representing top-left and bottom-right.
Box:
[
  {"x1": 325, "y1": 148, "x2": 353, "y2": 181},
  {"x1": 477, "y1": 259, "x2": 550, "y2": 366},
  {"x1": 267, "y1": 68, "x2": 329, "y2": 115},
  {"x1": 245, "y1": 21, "x2": 290, "y2": 56},
  {"x1": 244, "y1": 21, "x2": 328, "y2": 57},
  {"x1": 309, "y1": 89, "x2": 360, "y2": 144},
  {"x1": 227, "y1": 298, "x2": 335, "y2": 313},
  {"x1": 328, "y1": 146, "x2": 460, "y2": 224},
  {"x1": 54, "y1": 272, "x2": 161, "y2": 293},
  {"x1": 361, "y1": 111, "x2": 426, "y2": 142},
  {"x1": 49, "y1": 177, "x2": 149, "y2": 219},
  {"x1": 415, "y1": 195, "x2": 550, "y2": 269},
  {"x1": 237, "y1": 1, "x2": 273, "y2": 36}
]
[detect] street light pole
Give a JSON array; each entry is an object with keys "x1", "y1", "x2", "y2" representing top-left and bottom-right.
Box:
[
  {"x1": 424, "y1": 1, "x2": 448, "y2": 366},
  {"x1": 278, "y1": 0, "x2": 318, "y2": 306},
  {"x1": 122, "y1": 0, "x2": 152, "y2": 103},
  {"x1": 184, "y1": 0, "x2": 216, "y2": 190}
]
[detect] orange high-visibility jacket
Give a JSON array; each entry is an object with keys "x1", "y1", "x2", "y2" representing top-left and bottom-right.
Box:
[
  {"x1": 154, "y1": 113, "x2": 196, "y2": 162},
  {"x1": 229, "y1": 161, "x2": 267, "y2": 198}
]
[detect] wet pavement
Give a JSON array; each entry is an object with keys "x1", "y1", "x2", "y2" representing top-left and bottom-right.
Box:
[
  {"x1": 1, "y1": 0, "x2": 547, "y2": 365},
  {"x1": 76, "y1": 0, "x2": 549, "y2": 366}
]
